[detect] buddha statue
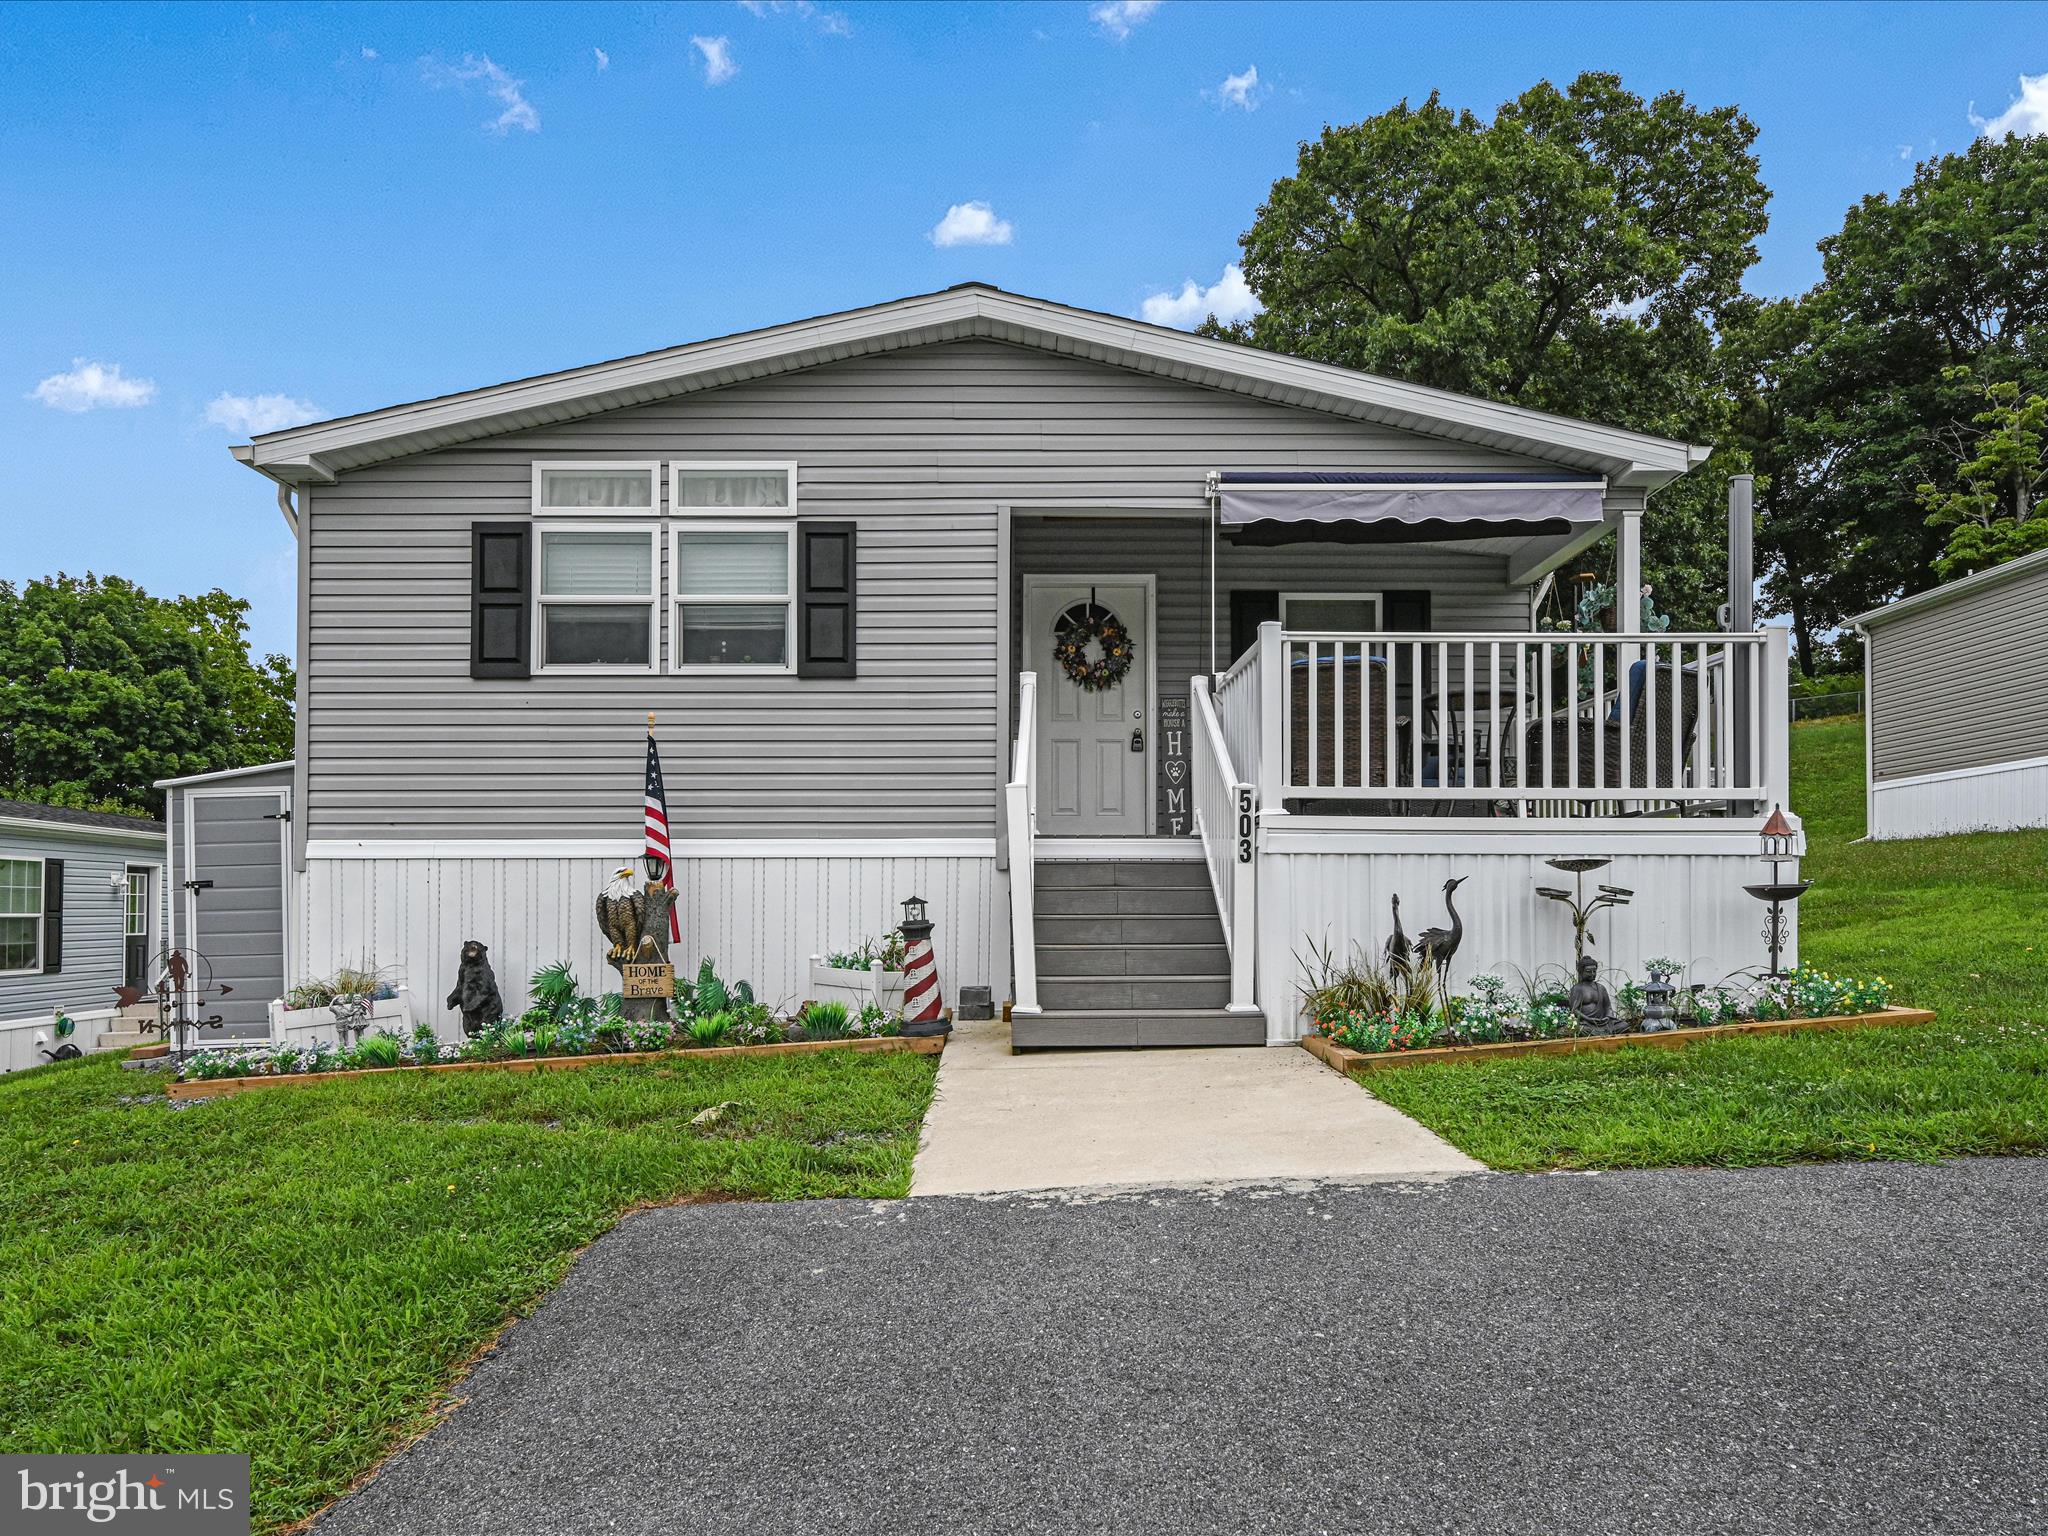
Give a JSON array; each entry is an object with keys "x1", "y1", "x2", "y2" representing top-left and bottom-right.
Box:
[{"x1": 1568, "y1": 955, "x2": 1624, "y2": 1035}]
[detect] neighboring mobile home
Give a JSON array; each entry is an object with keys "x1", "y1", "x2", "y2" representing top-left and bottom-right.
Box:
[
  {"x1": 229, "y1": 284, "x2": 1798, "y2": 1046},
  {"x1": 0, "y1": 800, "x2": 165, "y2": 1071},
  {"x1": 1852, "y1": 547, "x2": 2048, "y2": 840}
]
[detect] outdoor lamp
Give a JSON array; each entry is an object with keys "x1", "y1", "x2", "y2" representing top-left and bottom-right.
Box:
[
  {"x1": 642, "y1": 851, "x2": 669, "y2": 883},
  {"x1": 900, "y1": 894, "x2": 928, "y2": 927},
  {"x1": 1759, "y1": 805, "x2": 1798, "y2": 861}
]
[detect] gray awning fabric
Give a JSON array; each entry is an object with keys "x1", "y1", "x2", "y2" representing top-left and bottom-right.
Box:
[{"x1": 1216, "y1": 471, "x2": 1605, "y2": 531}]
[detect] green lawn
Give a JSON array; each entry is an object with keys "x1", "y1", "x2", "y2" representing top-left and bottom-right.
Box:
[
  {"x1": 1361, "y1": 716, "x2": 2048, "y2": 1170},
  {"x1": 0, "y1": 1049, "x2": 937, "y2": 1530}
]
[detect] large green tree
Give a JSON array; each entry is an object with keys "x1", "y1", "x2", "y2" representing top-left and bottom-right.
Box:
[
  {"x1": 1730, "y1": 133, "x2": 2048, "y2": 659},
  {"x1": 0, "y1": 574, "x2": 294, "y2": 817},
  {"x1": 1207, "y1": 72, "x2": 1770, "y2": 626}
]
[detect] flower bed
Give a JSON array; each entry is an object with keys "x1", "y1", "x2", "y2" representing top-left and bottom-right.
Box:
[
  {"x1": 1305, "y1": 964, "x2": 1899, "y2": 1057},
  {"x1": 1303, "y1": 1005, "x2": 1936, "y2": 1075},
  {"x1": 166, "y1": 1032, "x2": 944, "y2": 1101},
  {"x1": 172, "y1": 958, "x2": 912, "y2": 1096}
]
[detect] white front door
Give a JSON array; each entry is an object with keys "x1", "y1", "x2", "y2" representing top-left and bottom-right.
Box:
[{"x1": 1026, "y1": 578, "x2": 1151, "y2": 837}]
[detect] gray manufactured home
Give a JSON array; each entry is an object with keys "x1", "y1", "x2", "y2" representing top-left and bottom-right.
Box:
[
  {"x1": 1852, "y1": 547, "x2": 2048, "y2": 840},
  {"x1": 230, "y1": 285, "x2": 1799, "y2": 1046},
  {"x1": 0, "y1": 800, "x2": 165, "y2": 1070}
]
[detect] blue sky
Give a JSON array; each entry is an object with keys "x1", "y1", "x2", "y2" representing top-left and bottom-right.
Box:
[{"x1": 4, "y1": 0, "x2": 2044, "y2": 661}]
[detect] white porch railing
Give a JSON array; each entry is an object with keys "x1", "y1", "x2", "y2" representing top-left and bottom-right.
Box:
[
  {"x1": 1006, "y1": 671, "x2": 1040, "y2": 1015},
  {"x1": 1234, "y1": 623, "x2": 1790, "y2": 816},
  {"x1": 1191, "y1": 676, "x2": 1259, "y2": 1013}
]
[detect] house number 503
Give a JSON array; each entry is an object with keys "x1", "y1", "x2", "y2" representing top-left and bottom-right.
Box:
[{"x1": 1235, "y1": 787, "x2": 1254, "y2": 863}]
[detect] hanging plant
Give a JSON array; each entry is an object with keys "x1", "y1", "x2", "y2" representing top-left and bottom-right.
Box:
[{"x1": 1052, "y1": 601, "x2": 1134, "y2": 693}]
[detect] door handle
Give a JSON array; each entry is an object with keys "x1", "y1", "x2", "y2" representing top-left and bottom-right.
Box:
[{"x1": 1131, "y1": 729, "x2": 1144, "y2": 753}]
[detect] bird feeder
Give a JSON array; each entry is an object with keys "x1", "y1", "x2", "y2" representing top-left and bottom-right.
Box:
[{"x1": 1742, "y1": 804, "x2": 1811, "y2": 978}]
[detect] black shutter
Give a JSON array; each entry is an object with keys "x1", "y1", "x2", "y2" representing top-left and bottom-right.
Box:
[
  {"x1": 41, "y1": 858, "x2": 63, "y2": 974},
  {"x1": 1382, "y1": 590, "x2": 1434, "y2": 717},
  {"x1": 797, "y1": 521, "x2": 857, "y2": 679},
  {"x1": 1382, "y1": 590, "x2": 1431, "y2": 632},
  {"x1": 471, "y1": 522, "x2": 532, "y2": 679},
  {"x1": 1228, "y1": 589, "x2": 1279, "y2": 665}
]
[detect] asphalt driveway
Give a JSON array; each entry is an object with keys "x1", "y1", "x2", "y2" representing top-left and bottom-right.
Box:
[{"x1": 313, "y1": 1159, "x2": 2047, "y2": 1535}]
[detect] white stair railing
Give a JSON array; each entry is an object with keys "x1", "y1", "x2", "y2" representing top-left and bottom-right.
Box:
[
  {"x1": 1192, "y1": 675, "x2": 1259, "y2": 1014},
  {"x1": 1006, "y1": 671, "x2": 1040, "y2": 1016}
]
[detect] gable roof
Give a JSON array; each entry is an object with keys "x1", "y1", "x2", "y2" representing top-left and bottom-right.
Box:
[
  {"x1": 231, "y1": 283, "x2": 1710, "y2": 491},
  {"x1": 0, "y1": 798, "x2": 164, "y2": 838},
  {"x1": 1851, "y1": 545, "x2": 2048, "y2": 630}
]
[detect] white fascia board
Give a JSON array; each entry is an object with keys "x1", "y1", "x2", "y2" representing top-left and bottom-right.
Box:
[
  {"x1": 237, "y1": 288, "x2": 1707, "y2": 488},
  {"x1": 0, "y1": 815, "x2": 164, "y2": 848},
  {"x1": 306, "y1": 837, "x2": 999, "y2": 861},
  {"x1": 153, "y1": 760, "x2": 297, "y2": 790}
]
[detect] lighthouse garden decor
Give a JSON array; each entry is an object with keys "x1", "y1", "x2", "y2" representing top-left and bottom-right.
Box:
[{"x1": 897, "y1": 894, "x2": 952, "y2": 1036}]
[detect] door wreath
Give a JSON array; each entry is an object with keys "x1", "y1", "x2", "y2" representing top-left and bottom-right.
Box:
[{"x1": 1052, "y1": 600, "x2": 1133, "y2": 693}]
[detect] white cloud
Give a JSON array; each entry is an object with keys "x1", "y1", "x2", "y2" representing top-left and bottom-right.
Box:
[
  {"x1": 692, "y1": 35, "x2": 737, "y2": 85},
  {"x1": 593, "y1": 47, "x2": 610, "y2": 71},
  {"x1": 203, "y1": 392, "x2": 321, "y2": 437},
  {"x1": 929, "y1": 201, "x2": 1014, "y2": 248},
  {"x1": 361, "y1": 47, "x2": 378, "y2": 61},
  {"x1": 1971, "y1": 71, "x2": 2048, "y2": 139},
  {"x1": 1214, "y1": 64, "x2": 1260, "y2": 110},
  {"x1": 1090, "y1": 0, "x2": 1161, "y2": 40},
  {"x1": 421, "y1": 53, "x2": 539, "y2": 134},
  {"x1": 28, "y1": 359, "x2": 156, "y2": 412},
  {"x1": 1140, "y1": 263, "x2": 1259, "y2": 329},
  {"x1": 739, "y1": 1, "x2": 851, "y2": 34}
]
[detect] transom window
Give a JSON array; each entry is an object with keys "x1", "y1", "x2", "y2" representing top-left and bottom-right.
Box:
[
  {"x1": 670, "y1": 462, "x2": 794, "y2": 512},
  {"x1": 672, "y1": 525, "x2": 794, "y2": 670},
  {"x1": 1281, "y1": 592, "x2": 1383, "y2": 633},
  {"x1": 531, "y1": 462, "x2": 658, "y2": 513},
  {"x1": 535, "y1": 525, "x2": 660, "y2": 670},
  {"x1": 0, "y1": 857, "x2": 40, "y2": 974}
]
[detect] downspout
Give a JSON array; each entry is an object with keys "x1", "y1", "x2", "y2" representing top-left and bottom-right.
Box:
[
  {"x1": 276, "y1": 482, "x2": 299, "y2": 537},
  {"x1": 1529, "y1": 571, "x2": 1555, "y2": 630}
]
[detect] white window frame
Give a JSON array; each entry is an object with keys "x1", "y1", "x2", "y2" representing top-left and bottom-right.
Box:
[
  {"x1": 529, "y1": 461, "x2": 661, "y2": 516},
  {"x1": 0, "y1": 854, "x2": 44, "y2": 976},
  {"x1": 667, "y1": 460, "x2": 798, "y2": 516},
  {"x1": 1280, "y1": 591, "x2": 1384, "y2": 633},
  {"x1": 532, "y1": 521, "x2": 662, "y2": 674},
  {"x1": 125, "y1": 869, "x2": 150, "y2": 938},
  {"x1": 668, "y1": 520, "x2": 798, "y2": 676}
]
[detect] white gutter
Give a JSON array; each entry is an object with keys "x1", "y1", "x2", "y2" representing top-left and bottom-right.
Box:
[{"x1": 276, "y1": 483, "x2": 299, "y2": 537}]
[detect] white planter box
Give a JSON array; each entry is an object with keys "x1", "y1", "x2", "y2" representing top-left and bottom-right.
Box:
[
  {"x1": 806, "y1": 957, "x2": 906, "y2": 1014},
  {"x1": 268, "y1": 987, "x2": 419, "y2": 1048}
]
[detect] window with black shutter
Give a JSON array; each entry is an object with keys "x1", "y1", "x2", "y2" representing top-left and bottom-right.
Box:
[
  {"x1": 797, "y1": 521, "x2": 857, "y2": 679},
  {"x1": 471, "y1": 522, "x2": 532, "y2": 679}
]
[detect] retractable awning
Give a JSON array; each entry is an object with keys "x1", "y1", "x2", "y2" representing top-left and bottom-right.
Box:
[{"x1": 1215, "y1": 470, "x2": 1606, "y2": 544}]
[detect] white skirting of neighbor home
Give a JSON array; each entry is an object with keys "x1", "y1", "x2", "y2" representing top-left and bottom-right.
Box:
[
  {"x1": 1868, "y1": 754, "x2": 2048, "y2": 841},
  {"x1": 1254, "y1": 841, "x2": 1788, "y2": 1044},
  {"x1": 294, "y1": 843, "x2": 1003, "y2": 1022}
]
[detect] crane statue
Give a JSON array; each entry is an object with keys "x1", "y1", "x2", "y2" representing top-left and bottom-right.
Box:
[
  {"x1": 1384, "y1": 894, "x2": 1414, "y2": 992},
  {"x1": 1412, "y1": 876, "x2": 1468, "y2": 1004}
]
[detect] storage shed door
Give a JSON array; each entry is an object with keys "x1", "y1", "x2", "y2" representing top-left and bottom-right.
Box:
[{"x1": 185, "y1": 791, "x2": 287, "y2": 1037}]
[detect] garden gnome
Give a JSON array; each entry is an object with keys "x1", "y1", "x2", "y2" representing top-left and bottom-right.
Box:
[
  {"x1": 897, "y1": 895, "x2": 951, "y2": 1037},
  {"x1": 1568, "y1": 955, "x2": 1624, "y2": 1035}
]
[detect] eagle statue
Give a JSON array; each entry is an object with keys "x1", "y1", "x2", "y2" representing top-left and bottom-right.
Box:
[{"x1": 596, "y1": 866, "x2": 646, "y2": 964}]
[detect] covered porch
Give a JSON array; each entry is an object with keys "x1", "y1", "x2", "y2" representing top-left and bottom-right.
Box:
[{"x1": 1000, "y1": 478, "x2": 1797, "y2": 1047}]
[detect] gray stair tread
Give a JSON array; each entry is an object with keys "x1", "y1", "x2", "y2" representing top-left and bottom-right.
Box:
[
  {"x1": 1035, "y1": 970, "x2": 1231, "y2": 983},
  {"x1": 1011, "y1": 1007, "x2": 1265, "y2": 1049}
]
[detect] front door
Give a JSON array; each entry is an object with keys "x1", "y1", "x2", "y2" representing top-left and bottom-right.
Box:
[{"x1": 1026, "y1": 578, "x2": 1150, "y2": 837}]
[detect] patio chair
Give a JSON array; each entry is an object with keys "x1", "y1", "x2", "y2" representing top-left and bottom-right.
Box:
[
  {"x1": 1515, "y1": 658, "x2": 1701, "y2": 813},
  {"x1": 1285, "y1": 649, "x2": 1397, "y2": 813}
]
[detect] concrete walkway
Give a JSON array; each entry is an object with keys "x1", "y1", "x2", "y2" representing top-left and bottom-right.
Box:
[{"x1": 909, "y1": 1017, "x2": 1480, "y2": 1195}]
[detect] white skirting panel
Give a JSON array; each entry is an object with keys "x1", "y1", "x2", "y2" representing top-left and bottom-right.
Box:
[
  {"x1": 295, "y1": 852, "x2": 1004, "y2": 1023},
  {"x1": 1255, "y1": 847, "x2": 1789, "y2": 1043},
  {"x1": 1870, "y1": 756, "x2": 2048, "y2": 840}
]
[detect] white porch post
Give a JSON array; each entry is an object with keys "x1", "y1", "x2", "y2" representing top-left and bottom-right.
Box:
[
  {"x1": 1256, "y1": 620, "x2": 1286, "y2": 816},
  {"x1": 1616, "y1": 505, "x2": 1643, "y2": 632}
]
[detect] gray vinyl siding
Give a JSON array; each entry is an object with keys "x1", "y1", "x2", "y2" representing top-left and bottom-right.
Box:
[
  {"x1": 166, "y1": 764, "x2": 294, "y2": 960},
  {"x1": 304, "y1": 338, "x2": 1568, "y2": 842},
  {"x1": 0, "y1": 825, "x2": 164, "y2": 1025},
  {"x1": 1867, "y1": 556, "x2": 2048, "y2": 782}
]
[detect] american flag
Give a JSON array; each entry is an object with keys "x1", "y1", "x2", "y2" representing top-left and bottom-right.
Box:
[{"x1": 645, "y1": 729, "x2": 681, "y2": 943}]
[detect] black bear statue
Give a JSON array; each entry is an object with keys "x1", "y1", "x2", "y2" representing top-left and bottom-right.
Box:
[{"x1": 446, "y1": 939, "x2": 505, "y2": 1037}]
